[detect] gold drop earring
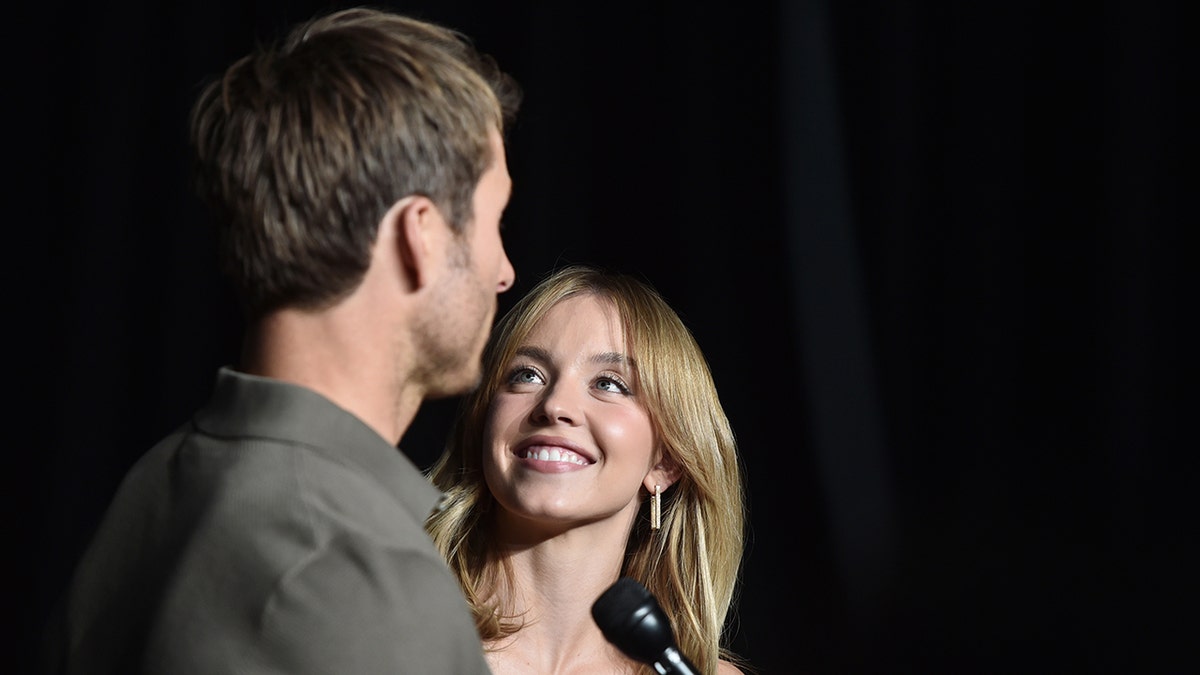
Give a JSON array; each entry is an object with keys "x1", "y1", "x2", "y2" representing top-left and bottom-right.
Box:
[{"x1": 650, "y1": 484, "x2": 662, "y2": 531}]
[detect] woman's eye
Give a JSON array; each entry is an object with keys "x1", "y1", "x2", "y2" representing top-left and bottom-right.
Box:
[
  {"x1": 596, "y1": 377, "x2": 630, "y2": 394},
  {"x1": 507, "y1": 366, "x2": 544, "y2": 385}
]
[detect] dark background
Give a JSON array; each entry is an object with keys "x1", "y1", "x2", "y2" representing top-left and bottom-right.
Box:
[{"x1": 15, "y1": 1, "x2": 1187, "y2": 673}]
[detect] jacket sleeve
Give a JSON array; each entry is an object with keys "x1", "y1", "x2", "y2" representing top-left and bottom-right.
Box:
[{"x1": 254, "y1": 537, "x2": 491, "y2": 675}]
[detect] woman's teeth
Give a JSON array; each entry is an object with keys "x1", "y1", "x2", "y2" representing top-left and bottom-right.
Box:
[{"x1": 523, "y1": 447, "x2": 589, "y2": 465}]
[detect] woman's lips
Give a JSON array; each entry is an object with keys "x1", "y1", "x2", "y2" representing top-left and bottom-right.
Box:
[
  {"x1": 513, "y1": 436, "x2": 597, "y2": 467},
  {"x1": 518, "y1": 445, "x2": 591, "y2": 465}
]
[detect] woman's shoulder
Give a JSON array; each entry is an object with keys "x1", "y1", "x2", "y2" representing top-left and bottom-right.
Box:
[{"x1": 717, "y1": 659, "x2": 746, "y2": 675}]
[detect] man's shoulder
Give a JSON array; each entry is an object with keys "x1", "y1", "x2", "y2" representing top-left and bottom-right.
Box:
[{"x1": 254, "y1": 542, "x2": 488, "y2": 674}]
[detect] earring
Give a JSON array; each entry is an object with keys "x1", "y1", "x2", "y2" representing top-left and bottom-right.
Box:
[{"x1": 650, "y1": 484, "x2": 662, "y2": 531}]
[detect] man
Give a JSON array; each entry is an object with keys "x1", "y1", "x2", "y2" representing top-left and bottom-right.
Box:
[{"x1": 46, "y1": 7, "x2": 519, "y2": 674}]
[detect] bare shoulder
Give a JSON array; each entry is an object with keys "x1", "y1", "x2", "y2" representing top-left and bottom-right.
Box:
[{"x1": 718, "y1": 659, "x2": 746, "y2": 675}]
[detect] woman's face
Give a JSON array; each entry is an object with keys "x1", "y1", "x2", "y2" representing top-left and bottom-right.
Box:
[{"x1": 482, "y1": 294, "x2": 659, "y2": 539}]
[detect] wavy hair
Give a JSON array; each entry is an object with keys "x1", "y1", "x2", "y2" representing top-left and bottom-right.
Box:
[{"x1": 426, "y1": 264, "x2": 748, "y2": 674}]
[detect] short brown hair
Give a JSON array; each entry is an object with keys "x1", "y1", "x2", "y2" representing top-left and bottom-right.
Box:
[{"x1": 189, "y1": 7, "x2": 521, "y2": 318}]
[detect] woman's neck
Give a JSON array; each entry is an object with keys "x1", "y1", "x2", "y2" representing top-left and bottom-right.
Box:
[{"x1": 484, "y1": 524, "x2": 637, "y2": 674}]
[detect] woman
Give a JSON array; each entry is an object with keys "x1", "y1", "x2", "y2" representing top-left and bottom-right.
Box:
[{"x1": 426, "y1": 264, "x2": 749, "y2": 674}]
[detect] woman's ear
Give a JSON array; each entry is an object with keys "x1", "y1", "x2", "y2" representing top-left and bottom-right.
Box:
[{"x1": 643, "y1": 453, "x2": 682, "y2": 493}]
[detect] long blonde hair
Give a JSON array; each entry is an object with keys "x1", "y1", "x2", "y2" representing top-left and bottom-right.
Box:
[{"x1": 426, "y1": 264, "x2": 748, "y2": 674}]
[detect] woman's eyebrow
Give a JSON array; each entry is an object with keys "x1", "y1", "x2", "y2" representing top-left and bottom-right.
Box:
[
  {"x1": 513, "y1": 345, "x2": 549, "y2": 361},
  {"x1": 512, "y1": 346, "x2": 636, "y2": 368},
  {"x1": 591, "y1": 351, "x2": 635, "y2": 368}
]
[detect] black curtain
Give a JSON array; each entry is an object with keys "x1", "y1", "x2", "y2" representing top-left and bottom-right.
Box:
[{"x1": 16, "y1": 1, "x2": 1184, "y2": 673}]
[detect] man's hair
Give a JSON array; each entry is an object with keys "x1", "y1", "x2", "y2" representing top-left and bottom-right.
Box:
[{"x1": 189, "y1": 7, "x2": 521, "y2": 318}]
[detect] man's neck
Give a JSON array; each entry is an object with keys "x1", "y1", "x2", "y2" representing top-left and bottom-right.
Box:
[{"x1": 239, "y1": 307, "x2": 422, "y2": 446}]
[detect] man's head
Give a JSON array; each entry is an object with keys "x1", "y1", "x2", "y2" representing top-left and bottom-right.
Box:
[
  {"x1": 189, "y1": 7, "x2": 521, "y2": 320},
  {"x1": 410, "y1": 127, "x2": 516, "y2": 397}
]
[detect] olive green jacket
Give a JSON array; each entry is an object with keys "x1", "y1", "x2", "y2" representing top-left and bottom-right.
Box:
[{"x1": 47, "y1": 367, "x2": 489, "y2": 675}]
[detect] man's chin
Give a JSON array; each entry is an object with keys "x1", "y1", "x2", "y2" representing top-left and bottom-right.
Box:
[{"x1": 426, "y1": 363, "x2": 484, "y2": 400}]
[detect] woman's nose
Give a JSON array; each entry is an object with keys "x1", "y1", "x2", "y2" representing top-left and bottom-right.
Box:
[{"x1": 532, "y1": 384, "x2": 580, "y2": 425}]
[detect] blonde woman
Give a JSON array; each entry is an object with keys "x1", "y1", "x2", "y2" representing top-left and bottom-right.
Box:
[{"x1": 427, "y1": 264, "x2": 749, "y2": 674}]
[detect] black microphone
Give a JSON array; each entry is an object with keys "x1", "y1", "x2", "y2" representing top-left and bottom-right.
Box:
[{"x1": 591, "y1": 577, "x2": 699, "y2": 675}]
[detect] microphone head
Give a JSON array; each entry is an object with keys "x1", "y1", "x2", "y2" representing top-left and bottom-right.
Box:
[{"x1": 591, "y1": 577, "x2": 678, "y2": 665}]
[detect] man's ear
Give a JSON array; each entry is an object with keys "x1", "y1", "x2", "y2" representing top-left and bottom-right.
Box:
[
  {"x1": 644, "y1": 452, "x2": 683, "y2": 493},
  {"x1": 382, "y1": 195, "x2": 448, "y2": 291}
]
